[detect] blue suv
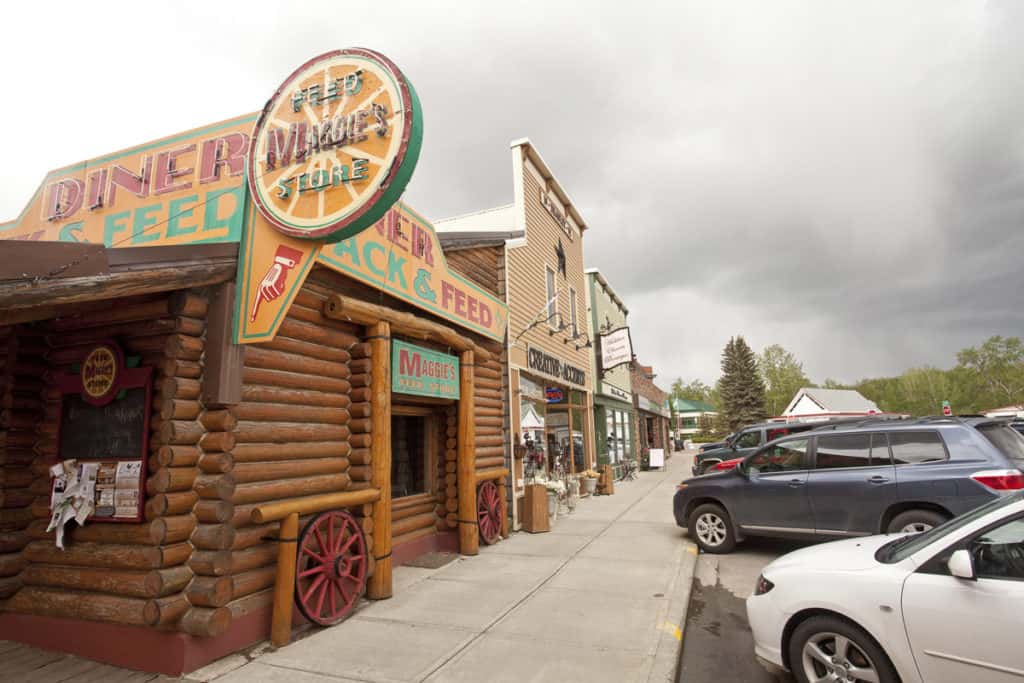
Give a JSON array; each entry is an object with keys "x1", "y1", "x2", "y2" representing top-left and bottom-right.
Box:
[{"x1": 673, "y1": 417, "x2": 1024, "y2": 553}]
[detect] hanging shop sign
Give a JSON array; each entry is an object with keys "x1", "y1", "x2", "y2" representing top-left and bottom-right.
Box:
[
  {"x1": 247, "y1": 48, "x2": 422, "y2": 242},
  {"x1": 527, "y1": 346, "x2": 586, "y2": 387},
  {"x1": 0, "y1": 115, "x2": 254, "y2": 245},
  {"x1": 604, "y1": 384, "x2": 631, "y2": 403},
  {"x1": 539, "y1": 189, "x2": 573, "y2": 241},
  {"x1": 599, "y1": 326, "x2": 633, "y2": 373},
  {"x1": 318, "y1": 202, "x2": 508, "y2": 341},
  {"x1": 391, "y1": 339, "x2": 460, "y2": 399},
  {"x1": 53, "y1": 342, "x2": 153, "y2": 523}
]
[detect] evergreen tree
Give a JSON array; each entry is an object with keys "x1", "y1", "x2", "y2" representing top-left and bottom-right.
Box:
[{"x1": 718, "y1": 336, "x2": 767, "y2": 431}]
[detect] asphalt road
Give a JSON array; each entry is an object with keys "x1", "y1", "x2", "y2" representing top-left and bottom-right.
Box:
[{"x1": 674, "y1": 451, "x2": 812, "y2": 682}]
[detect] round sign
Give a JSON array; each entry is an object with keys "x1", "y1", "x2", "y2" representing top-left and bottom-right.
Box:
[
  {"x1": 81, "y1": 344, "x2": 120, "y2": 404},
  {"x1": 247, "y1": 49, "x2": 423, "y2": 241}
]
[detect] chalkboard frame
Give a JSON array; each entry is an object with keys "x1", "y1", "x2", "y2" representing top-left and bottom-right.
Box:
[{"x1": 53, "y1": 340, "x2": 153, "y2": 523}]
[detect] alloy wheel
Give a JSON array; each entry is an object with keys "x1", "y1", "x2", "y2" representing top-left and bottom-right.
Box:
[
  {"x1": 695, "y1": 512, "x2": 727, "y2": 547},
  {"x1": 801, "y1": 631, "x2": 880, "y2": 683}
]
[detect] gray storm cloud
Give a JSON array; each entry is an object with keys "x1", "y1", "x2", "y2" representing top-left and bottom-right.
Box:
[{"x1": 1, "y1": 0, "x2": 1021, "y2": 385}]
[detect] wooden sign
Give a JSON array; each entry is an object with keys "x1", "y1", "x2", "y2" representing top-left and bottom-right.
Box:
[{"x1": 391, "y1": 340, "x2": 459, "y2": 399}]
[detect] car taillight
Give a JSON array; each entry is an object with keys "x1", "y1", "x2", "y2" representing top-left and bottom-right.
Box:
[
  {"x1": 971, "y1": 469, "x2": 1024, "y2": 491},
  {"x1": 715, "y1": 458, "x2": 742, "y2": 471}
]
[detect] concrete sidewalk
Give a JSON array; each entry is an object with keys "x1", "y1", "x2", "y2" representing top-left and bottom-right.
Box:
[{"x1": 203, "y1": 454, "x2": 697, "y2": 683}]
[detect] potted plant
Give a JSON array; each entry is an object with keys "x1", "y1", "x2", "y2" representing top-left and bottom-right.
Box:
[
  {"x1": 579, "y1": 469, "x2": 600, "y2": 495},
  {"x1": 640, "y1": 446, "x2": 651, "y2": 471},
  {"x1": 541, "y1": 478, "x2": 565, "y2": 522}
]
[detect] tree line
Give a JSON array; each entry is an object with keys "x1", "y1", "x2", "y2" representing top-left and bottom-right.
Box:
[{"x1": 672, "y1": 335, "x2": 1024, "y2": 438}]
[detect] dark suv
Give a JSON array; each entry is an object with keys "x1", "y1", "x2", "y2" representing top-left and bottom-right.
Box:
[
  {"x1": 674, "y1": 417, "x2": 1024, "y2": 553},
  {"x1": 693, "y1": 420, "x2": 849, "y2": 475}
]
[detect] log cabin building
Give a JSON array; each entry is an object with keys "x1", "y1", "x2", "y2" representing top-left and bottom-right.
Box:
[
  {"x1": 0, "y1": 50, "x2": 514, "y2": 675},
  {"x1": 436, "y1": 139, "x2": 596, "y2": 531}
]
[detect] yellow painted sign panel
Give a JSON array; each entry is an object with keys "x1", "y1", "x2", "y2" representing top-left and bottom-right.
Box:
[
  {"x1": 0, "y1": 114, "x2": 256, "y2": 247},
  {"x1": 317, "y1": 203, "x2": 507, "y2": 342}
]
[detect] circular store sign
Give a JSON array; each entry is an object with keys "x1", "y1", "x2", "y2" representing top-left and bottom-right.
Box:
[
  {"x1": 81, "y1": 343, "x2": 122, "y2": 405},
  {"x1": 247, "y1": 49, "x2": 423, "y2": 241}
]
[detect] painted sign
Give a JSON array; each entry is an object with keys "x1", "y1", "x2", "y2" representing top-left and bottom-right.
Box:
[
  {"x1": 247, "y1": 49, "x2": 422, "y2": 242},
  {"x1": 545, "y1": 387, "x2": 564, "y2": 403},
  {"x1": 600, "y1": 326, "x2": 633, "y2": 373},
  {"x1": 391, "y1": 340, "x2": 459, "y2": 399},
  {"x1": 81, "y1": 343, "x2": 122, "y2": 405},
  {"x1": 539, "y1": 189, "x2": 573, "y2": 241},
  {"x1": 527, "y1": 346, "x2": 586, "y2": 387},
  {"x1": 0, "y1": 115, "x2": 254, "y2": 246},
  {"x1": 319, "y1": 203, "x2": 508, "y2": 341},
  {"x1": 605, "y1": 384, "x2": 631, "y2": 403}
]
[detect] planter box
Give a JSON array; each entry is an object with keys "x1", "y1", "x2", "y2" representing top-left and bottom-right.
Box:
[{"x1": 521, "y1": 484, "x2": 550, "y2": 533}]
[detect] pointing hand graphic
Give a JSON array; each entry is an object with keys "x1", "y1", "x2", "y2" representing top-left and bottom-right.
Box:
[{"x1": 250, "y1": 245, "x2": 305, "y2": 322}]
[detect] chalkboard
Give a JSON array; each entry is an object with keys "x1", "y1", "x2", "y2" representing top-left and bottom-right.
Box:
[{"x1": 59, "y1": 387, "x2": 147, "y2": 461}]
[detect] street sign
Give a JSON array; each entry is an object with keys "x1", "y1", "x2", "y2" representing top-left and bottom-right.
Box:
[{"x1": 942, "y1": 400, "x2": 952, "y2": 417}]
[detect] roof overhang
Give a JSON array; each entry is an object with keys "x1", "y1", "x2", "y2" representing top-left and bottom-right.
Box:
[{"x1": 510, "y1": 138, "x2": 588, "y2": 233}]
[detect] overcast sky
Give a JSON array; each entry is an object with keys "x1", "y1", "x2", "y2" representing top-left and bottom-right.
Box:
[{"x1": 3, "y1": 1, "x2": 1022, "y2": 387}]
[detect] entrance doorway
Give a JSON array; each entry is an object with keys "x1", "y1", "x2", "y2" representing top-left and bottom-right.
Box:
[{"x1": 390, "y1": 406, "x2": 444, "y2": 500}]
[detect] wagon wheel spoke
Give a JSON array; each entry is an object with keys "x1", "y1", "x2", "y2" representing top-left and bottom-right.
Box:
[
  {"x1": 301, "y1": 574, "x2": 327, "y2": 604},
  {"x1": 301, "y1": 545, "x2": 326, "y2": 563},
  {"x1": 338, "y1": 531, "x2": 360, "y2": 555},
  {"x1": 295, "y1": 510, "x2": 368, "y2": 626},
  {"x1": 299, "y1": 565, "x2": 326, "y2": 578},
  {"x1": 314, "y1": 577, "x2": 329, "y2": 616}
]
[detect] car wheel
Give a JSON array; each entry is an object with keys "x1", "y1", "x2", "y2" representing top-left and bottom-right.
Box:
[
  {"x1": 886, "y1": 509, "x2": 947, "y2": 534},
  {"x1": 687, "y1": 503, "x2": 736, "y2": 553},
  {"x1": 788, "y1": 615, "x2": 899, "y2": 683}
]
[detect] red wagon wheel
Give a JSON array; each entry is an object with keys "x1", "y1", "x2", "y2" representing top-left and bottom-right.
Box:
[
  {"x1": 295, "y1": 510, "x2": 368, "y2": 626},
  {"x1": 477, "y1": 480, "x2": 502, "y2": 545}
]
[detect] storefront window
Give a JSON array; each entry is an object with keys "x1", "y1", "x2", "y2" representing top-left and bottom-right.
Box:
[{"x1": 520, "y1": 377, "x2": 547, "y2": 479}]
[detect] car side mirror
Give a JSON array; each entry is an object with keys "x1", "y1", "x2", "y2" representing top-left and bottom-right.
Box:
[{"x1": 947, "y1": 549, "x2": 976, "y2": 581}]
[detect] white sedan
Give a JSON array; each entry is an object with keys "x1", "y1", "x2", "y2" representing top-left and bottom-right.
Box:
[{"x1": 747, "y1": 490, "x2": 1024, "y2": 683}]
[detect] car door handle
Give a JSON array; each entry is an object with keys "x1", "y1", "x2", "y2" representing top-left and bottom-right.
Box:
[
  {"x1": 788, "y1": 479, "x2": 805, "y2": 487},
  {"x1": 868, "y1": 475, "x2": 890, "y2": 484}
]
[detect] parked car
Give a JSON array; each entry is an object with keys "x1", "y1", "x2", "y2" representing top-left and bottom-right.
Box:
[
  {"x1": 693, "y1": 421, "x2": 830, "y2": 475},
  {"x1": 697, "y1": 434, "x2": 734, "y2": 454},
  {"x1": 674, "y1": 416, "x2": 1024, "y2": 553},
  {"x1": 746, "y1": 489, "x2": 1024, "y2": 683}
]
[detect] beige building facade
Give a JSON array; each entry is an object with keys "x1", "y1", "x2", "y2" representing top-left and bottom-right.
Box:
[{"x1": 437, "y1": 139, "x2": 595, "y2": 529}]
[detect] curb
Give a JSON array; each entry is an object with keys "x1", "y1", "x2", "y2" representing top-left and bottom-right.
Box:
[{"x1": 647, "y1": 538, "x2": 700, "y2": 682}]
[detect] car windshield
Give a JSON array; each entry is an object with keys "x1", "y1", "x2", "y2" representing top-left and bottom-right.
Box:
[
  {"x1": 977, "y1": 423, "x2": 1024, "y2": 464},
  {"x1": 877, "y1": 490, "x2": 1024, "y2": 564}
]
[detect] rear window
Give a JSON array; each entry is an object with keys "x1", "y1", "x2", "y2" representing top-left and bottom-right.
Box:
[
  {"x1": 889, "y1": 431, "x2": 947, "y2": 465},
  {"x1": 977, "y1": 424, "x2": 1024, "y2": 464}
]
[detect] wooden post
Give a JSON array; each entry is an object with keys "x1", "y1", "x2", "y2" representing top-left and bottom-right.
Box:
[
  {"x1": 568, "y1": 403, "x2": 575, "y2": 476},
  {"x1": 366, "y1": 321, "x2": 393, "y2": 600},
  {"x1": 457, "y1": 350, "x2": 478, "y2": 555},
  {"x1": 497, "y1": 477, "x2": 510, "y2": 539},
  {"x1": 270, "y1": 511, "x2": 298, "y2": 648}
]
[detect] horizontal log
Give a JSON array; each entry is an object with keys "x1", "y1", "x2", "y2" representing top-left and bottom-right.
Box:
[
  {"x1": 194, "y1": 474, "x2": 236, "y2": 501},
  {"x1": 229, "y1": 503, "x2": 258, "y2": 528},
  {"x1": 348, "y1": 465, "x2": 371, "y2": 482},
  {"x1": 198, "y1": 452, "x2": 234, "y2": 475},
  {"x1": 189, "y1": 550, "x2": 233, "y2": 577},
  {"x1": 7, "y1": 586, "x2": 148, "y2": 625},
  {"x1": 0, "y1": 469, "x2": 38, "y2": 489},
  {"x1": 187, "y1": 575, "x2": 233, "y2": 607},
  {"x1": 475, "y1": 456, "x2": 506, "y2": 469},
  {"x1": 195, "y1": 500, "x2": 235, "y2": 525},
  {"x1": 233, "y1": 442, "x2": 351, "y2": 463},
  {"x1": 160, "y1": 376, "x2": 201, "y2": 401},
  {"x1": 473, "y1": 406, "x2": 504, "y2": 418},
  {"x1": 445, "y1": 498, "x2": 458, "y2": 513},
  {"x1": 349, "y1": 402, "x2": 371, "y2": 419},
  {"x1": 21, "y1": 564, "x2": 192, "y2": 599},
  {"x1": 0, "y1": 488, "x2": 35, "y2": 509},
  {"x1": 229, "y1": 544, "x2": 278, "y2": 574},
  {"x1": 473, "y1": 445, "x2": 506, "y2": 458},
  {"x1": 150, "y1": 445, "x2": 201, "y2": 469},
  {"x1": 28, "y1": 518, "x2": 159, "y2": 545},
  {"x1": 179, "y1": 606, "x2": 231, "y2": 637},
  {"x1": 261, "y1": 334, "x2": 351, "y2": 364},
  {"x1": 233, "y1": 473, "x2": 352, "y2": 507},
  {"x1": 349, "y1": 448, "x2": 370, "y2": 466},
  {"x1": 160, "y1": 359, "x2": 202, "y2": 379},
  {"x1": 241, "y1": 383, "x2": 350, "y2": 409},
  {"x1": 169, "y1": 291, "x2": 209, "y2": 318},
  {"x1": 154, "y1": 514, "x2": 198, "y2": 544},
  {"x1": 231, "y1": 403, "x2": 349, "y2": 425},
  {"x1": 242, "y1": 367, "x2": 351, "y2": 395},
  {"x1": 144, "y1": 594, "x2": 189, "y2": 627},
  {"x1": 147, "y1": 467, "x2": 198, "y2": 495},
  {"x1": 231, "y1": 522, "x2": 279, "y2": 551},
  {"x1": 349, "y1": 373, "x2": 369, "y2": 389},
  {"x1": 474, "y1": 395, "x2": 502, "y2": 410},
  {"x1": 160, "y1": 399, "x2": 201, "y2": 421},
  {"x1": 278, "y1": 317, "x2": 359, "y2": 349},
  {"x1": 227, "y1": 586, "x2": 274, "y2": 620},
  {"x1": 200, "y1": 410, "x2": 237, "y2": 433},
  {"x1": 48, "y1": 298, "x2": 172, "y2": 331},
  {"x1": 251, "y1": 487, "x2": 381, "y2": 523},
  {"x1": 233, "y1": 458, "x2": 348, "y2": 484},
  {"x1": 391, "y1": 525, "x2": 436, "y2": 548},
  {"x1": 350, "y1": 387, "x2": 371, "y2": 403},
  {"x1": 348, "y1": 417, "x2": 370, "y2": 433},
  {"x1": 475, "y1": 416, "x2": 504, "y2": 428},
  {"x1": 0, "y1": 553, "x2": 25, "y2": 577},
  {"x1": 245, "y1": 346, "x2": 349, "y2": 380},
  {"x1": 0, "y1": 531, "x2": 29, "y2": 553},
  {"x1": 191, "y1": 524, "x2": 236, "y2": 551},
  {"x1": 145, "y1": 491, "x2": 198, "y2": 518},
  {"x1": 349, "y1": 433, "x2": 372, "y2": 449},
  {"x1": 392, "y1": 501, "x2": 435, "y2": 522},
  {"x1": 199, "y1": 431, "x2": 235, "y2": 454},
  {"x1": 129, "y1": 334, "x2": 203, "y2": 361},
  {"x1": 475, "y1": 435, "x2": 506, "y2": 448},
  {"x1": 158, "y1": 420, "x2": 204, "y2": 446},
  {"x1": 235, "y1": 421, "x2": 349, "y2": 444},
  {"x1": 476, "y1": 467, "x2": 510, "y2": 482},
  {"x1": 0, "y1": 574, "x2": 20, "y2": 599},
  {"x1": 230, "y1": 566, "x2": 276, "y2": 601}
]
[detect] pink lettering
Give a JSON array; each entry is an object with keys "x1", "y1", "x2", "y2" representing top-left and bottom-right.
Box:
[
  {"x1": 45, "y1": 178, "x2": 84, "y2": 220},
  {"x1": 479, "y1": 303, "x2": 493, "y2": 328},
  {"x1": 154, "y1": 144, "x2": 196, "y2": 195},
  {"x1": 441, "y1": 281, "x2": 455, "y2": 311},
  {"x1": 108, "y1": 157, "x2": 153, "y2": 205},
  {"x1": 412, "y1": 224, "x2": 434, "y2": 266},
  {"x1": 454, "y1": 288, "x2": 467, "y2": 316},
  {"x1": 467, "y1": 297, "x2": 478, "y2": 323},
  {"x1": 399, "y1": 349, "x2": 420, "y2": 376},
  {"x1": 200, "y1": 132, "x2": 249, "y2": 183},
  {"x1": 86, "y1": 168, "x2": 108, "y2": 209}
]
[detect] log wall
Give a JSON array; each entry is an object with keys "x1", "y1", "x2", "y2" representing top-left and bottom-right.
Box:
[{"x1": 4, "y1": 291, "x2": 206, "y2": 629}]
